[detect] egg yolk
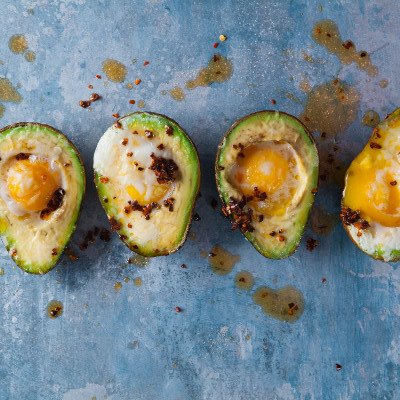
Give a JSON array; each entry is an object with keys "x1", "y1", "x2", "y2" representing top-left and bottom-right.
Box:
[
  {"x1": 344, "y1": 150, "x2": 400, "y2": 227},
  {"x1": 233, "y1": 143, "x2": 297, "y2": 215},
  {"x1": 126, "y1": 183, "x2": 169, "y2": 204},
  {"x1": 7, "y1": 159, "x2": 59, "y2": 212}
]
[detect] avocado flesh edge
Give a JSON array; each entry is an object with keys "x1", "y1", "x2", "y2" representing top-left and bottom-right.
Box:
[
  {"x1": 216, "y1": 111, "x2": 318, "y2": 259},
  {"x1": 94, "y1": 112, "x2": 200, "y2": 257},
  {"x1": 342, "y1": 107, "x2": 400, "y2": 262},
  {"x1": 0, "y1": 123, "x2": 85, "y2": 274}
]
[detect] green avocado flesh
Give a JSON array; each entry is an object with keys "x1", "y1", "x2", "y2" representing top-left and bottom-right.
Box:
[
  {"x1": 341, "y1": 108, "x2": 400, "y2": 262},
  {"x1": 93, "y1": 112, "x2": 200, "y2": 257},
  {"x1": 216, "y1": 111, "x2": 319, "y2": 259},
  {"x1": 0, "y1": 123, "x2": 85, "y2": 274}
]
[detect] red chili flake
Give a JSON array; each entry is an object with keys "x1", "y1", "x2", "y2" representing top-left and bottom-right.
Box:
[
  {"x1": 99, "y1": 228, "x2": 111, "y2": 242},
  {"x1": 121, "y1": 138, "x2": 128, "y2": 146},
  {"x1": 127, "y1": 223, "x2": 132, "y2": 228},
  {"x1": 326, "y1": 33, "x2": 331, "y2": 37},
  {"x1": 222, "y1": 196, "x2": 254, "y2": 233},
  {"x1": 270, "y1": 99, "x2": 276, "y2": 105},
  {"x1": 114, "y1": 121, "x2": 122, "y2": 129},
  {"x1": 127, "y1": 152, "x2": 133, "y2": 157},
  {"x1": 193, "y1": 213, "x2": 201, "y2": 221},
  {"x1": 238, "y1": 152, "x2": 245, "y2": 158},
  {"x1": 145, "y1": 130, "x2": 153, "y2": 139},
  {"x1": 322, "y1": 278, "x2": 327, "y2": 283},
  {"x1": 391, "y1": 181, "x2": 397, "y2": 186},
  {"x1": 134, "y1": 79, "x2": 141, "y2": 85},
  {"x1": 103, "y1": 197, "x2": 108, "y2": 203},
  {"x1": 304, "y1": 116, "x2": 310, "y2": 121},
  {"x1": 100, "y1": 176, "x2": 109, "y2": 183},
  {"x1": 181, "y1": 264, "x2": 186, "y2": 269},
  {"x1": 129, "y1": 100, "x2": 135, "y2": 104},
  {"x1": 157, "y1": 144, "x2": 164, "y2": 150},
  {"x1": 360, "y1": 52, "x2": 366, "y2": 58},
  {"x1": 132, "y1": 130, "x2": 138, "y2": 135},
  {"x1": 40, "y1": 188, "x2": 65, "y2": 219},
  {"x1": 213, "y1": 43, "x2": 219, "y2": 48},
  {"x1": 311, "y1": 188, "x2": 317, "y2": 194},
  {"x1": 112, "y1": 113, "x2": 120, "y2": 118},
  {"x1": 79, "y1": 100, "x2": 90, "y2": 108},
  {"x1": 11, "y1": 249, "x2": 17, "y2": 256},
  {"x1": 149, "y1": 153, "x2": 178, "y2": 183},
  {"x1": 165, "y1": 125, "x2": 173, "y2": 136},
  {"x1": 143, "y1": 61, "x2": 149, "y2": 66},
  {"x1": 342, "y1": 41, "x2": 353, "y2": 49},
  {"x1": 279, "y1": 229, "x2": 285, "y2": 234},
  {"x1": 52, "y1": 248, "x2": 58, "y2": 256},
  {"x1": 306, "y1": 238, "x2": 319, "y2": 252},
  {"x1": 315, "y1": 28, "x2": 321, "y2": 34},
  {"x1": 16, "y1": 153, "x2": 30, "y2": 161},
  {"x1": 258, "y1": 214, "x2": 264, "y2": 222},
  {"x1": 138, "y1": 167, "x2": 144, "y2": 171},
  {"x1": 269, "y1": 231, "x2": 276, "y2": 237},
  {"x1": 96, "y1": 75, "x2": 101, "y2": 79},
  {"x1": 175, "y1": 306, "x2": 182, "y2": 312},
  {"x1": 213, "y1": 55, "x2": 219, "y2": 62},
  {"x1": 370, "y1": 142, "x2": 382, "y2": 149},
  {"x1": 336, "y1": 364, "x2": 342, "y2": 371},
  {"x1": 89, "y1": 93, "x2": 100, "y2": 101},
  {"x1": 88, "y1": 85, "x2": 93, "y2": 89},
  {"x1": 109, "y1": 217, "x2": 121, "y2": 232},
  {"x1": 277, "y1": 235, "x2": 285, "y2": 242},
  {"x1": 217, "y1": 166, "x2": 225, "y2": 171}
]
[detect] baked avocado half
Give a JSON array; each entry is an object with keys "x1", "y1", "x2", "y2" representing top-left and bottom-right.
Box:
[
  {"x1": 93, "y1": 112, "x2": 200, "y2": 257},
  {"x1": 341, "y1": 108, "x2": 400, "y2": 262},
  {"x1": 216, "y1": 111, "x2": 318, "y2": 259},
  {"x1": 0, "y1": 123, "x2": 85, "y2": 274}
]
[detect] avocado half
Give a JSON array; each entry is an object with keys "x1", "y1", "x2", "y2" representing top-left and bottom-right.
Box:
[
  {"x1": 0, "y1": 122, "x2": 85, "y2": 274},
  {"x1": 341, "y1": 108, "x2": 400, "y2": 262},
  {"x1": 93, "y1": 112, "x2": 200, "y2": 257},
  {"x1": 215, "y1": 110, "x2": 319, "y2": 259}
]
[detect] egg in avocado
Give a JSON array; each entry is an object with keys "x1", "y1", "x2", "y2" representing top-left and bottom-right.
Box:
[
  {"x1": 93, "y1": 112, "x2": 200, "y2": 256},
  {"x1": 215, "y1": 111, "x2": 319, "y2": 259},
  {"x1": 341, "y1": 108, "x2": 400, "y2": 262},
  {"x1": 0, "y1": 123, "x2": 85, "y2": 274}
]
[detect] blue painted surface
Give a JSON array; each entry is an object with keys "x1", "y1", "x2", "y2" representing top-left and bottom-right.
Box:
[{"x1": 0, "y1": 1, "x2": 399, "y2": 399}]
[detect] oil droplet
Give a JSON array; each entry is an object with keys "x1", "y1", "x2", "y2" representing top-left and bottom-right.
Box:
[
  {"x1": 0, "y1": 268, "x2": 4, "y2": 275},
  {"x1": 169, "y1": 86, "x2": 185, "y2": 101},
  {"x1": 318, "y1": 5, "x2": 322, "y2": 12},
  {"x1": 161, "y1": 90, "x2": 167, "y2": 95},
  {"x1": 0, "y1": 104, "x2": 4, "y2": 119},
  {"x1": 253, "y1": 285, "x2": 304, "y2": 322},
  {"x1": 209, "y1": 244, "x2": 240, "y2": 275},
  {"x1": 126, "y1": 83, "x2": 133, "y2": 90},
  {"x1": 124, "y1": 277, "x2": 130, "y2": 283},
  {"x1": 299, "y1": 75, "x2": 312, "y2": 93},
  {"x1": 24, "y1": 51, "x2": 35, "y2": 62},
  {"x1": 0, "y1": 78, "x2": 22, "y2": 103},
  {"x1": 138, "y1": 100, "x2": 146, "y2": 109},
  {"x1": 47, "y1": 300, "x2": 63, "y2": 319},
  {"x1": 379, "y1": 79, "x2": 388, "y2": 88},
  {"x1": 129, "y1": 254, "x2": 149, "y2": 267},
  {"x1": 102, "y1": 59, "x2": 127, "y2": 82},
  {"x1": 9, "y1": 35, "x2": 28, "y2": 54},
  {"x1": 310, "y1": 205, "x2": 338, "y2": 236},
  {"x1": 114, "y1": 282, "x2": 122, "y2": 291},
  {"x1": 185, "y1": 54, "x2": 233, "y2": 90},
  {"x1": 300, "y1": 79, "x2": 360, "y2": 136},
  {"x1": 134, "y1": 277, "x2": 142, "y2": 287},
  {"x1": 312, "y1": 20, "x2": 378, "y2": 76},
  {"x1": 235, "y1": 271, "x2": 254, "y2": 291},
  {"x1": 302, "y1": 50, "x2": 316, "y2": 63},
  {"x1": 28, "y1": 8, "x2": 34, "y2": 15},
  {"x1": 200, "y1": 251, "x2": 207, "y2": 258},
  {"x1": 362, "y1": 110, "x2": 380, "y2": 128},
  {"x1": 275, "y1": 89, "x2": 302, "y2": 104},
  {"x1": 188, "y1": 232, "x2": 196, "y2": 240}
]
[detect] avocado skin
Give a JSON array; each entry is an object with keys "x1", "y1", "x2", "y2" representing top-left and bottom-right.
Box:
[
  {"x1": 94, "y1": 111, "x2": 201, "y2": 257},
  {"x1": 0, "y1": 122, "x2": 86, "y2": 274},
  {"x1": 215, "y1": 110, "x2": 319, "y2": 259}
]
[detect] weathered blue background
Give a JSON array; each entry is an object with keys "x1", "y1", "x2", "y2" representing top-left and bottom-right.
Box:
[{"x1": 0, "y1": 1, "x2": 399, "y2": 399}]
